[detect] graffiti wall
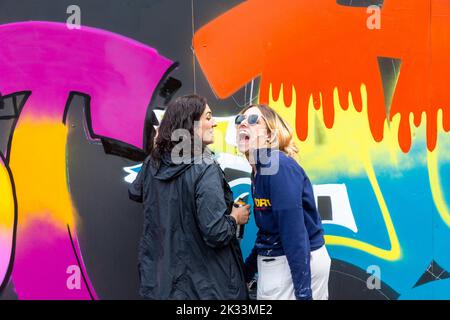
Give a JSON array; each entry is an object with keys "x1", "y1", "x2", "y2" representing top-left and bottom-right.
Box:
[{"x1": 0, "y1": 0, "x2": 449, "y2": 300}]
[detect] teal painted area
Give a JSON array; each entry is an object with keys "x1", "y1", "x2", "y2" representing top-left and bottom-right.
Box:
[{"x1": 235, "y1": 152, "x2": 450, "y2": 298}]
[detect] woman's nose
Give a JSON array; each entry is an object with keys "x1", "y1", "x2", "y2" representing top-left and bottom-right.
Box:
[{"x1": 238, "y1": 119, "x2": 249, "y2": 129}]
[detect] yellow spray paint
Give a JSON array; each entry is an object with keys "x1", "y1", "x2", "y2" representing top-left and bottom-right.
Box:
[
  {"x1": 210, "y1": 118, "x2": 239, "y2": 156},
  {"x1": 0, "y1": 159, "x2": 15, "y2": 230},
  {"x1": 9, "y1": 117, "x2": 76, "y2": 230},
  {"x1": 0, "y1": 158, "x2": 15, "y2": 282}
]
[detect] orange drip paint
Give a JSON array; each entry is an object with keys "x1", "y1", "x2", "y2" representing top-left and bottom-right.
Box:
[{"x1": 193, "y1": 0, "x2": 450, "y2": 153}]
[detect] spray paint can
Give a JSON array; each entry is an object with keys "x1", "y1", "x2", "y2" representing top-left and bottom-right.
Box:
[{"x1": 233, "y1": 196, "x2": 247, "y2": 239}]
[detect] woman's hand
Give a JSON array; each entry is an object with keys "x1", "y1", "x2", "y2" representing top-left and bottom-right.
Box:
[{"x1": 230, "y1": 204, "x2": 251, "y2": 225}]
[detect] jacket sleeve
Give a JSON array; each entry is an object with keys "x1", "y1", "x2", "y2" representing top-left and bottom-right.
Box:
[
  {"x1": 194, "y1": 164, "x2": 237, "y2": 248},
  {"x1": 128, "y1": 162, "x2": 146, "y2": 203},
  {"x1": 269, "y1": 164, "x2": 312, "y2": 300}
]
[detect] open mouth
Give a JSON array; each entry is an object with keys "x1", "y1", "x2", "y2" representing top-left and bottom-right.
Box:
[{"x1": 238, "y1": 130, "x2": 250, "y2": 144}]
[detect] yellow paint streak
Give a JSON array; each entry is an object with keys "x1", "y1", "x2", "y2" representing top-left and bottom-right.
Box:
[
  {"x1": 326, "y1": 153, "x2": 402, "y2": 260},
  {"x1": 9, "y1": 118, "x2": 75, "y2": 228},
  {"x1": 210, "y1": 119, "x2": 239, "y2": 155},
  {"x1": 427, "y1": 109, "x2": 450, "y2": 227},
  {"x1": 269, "y1": 84, "x2": 421, "y2": 181},
  {"x1": 269, "y1": 83, "x2": 402, "y2": 261},
  {"x1": 0, "y1": 160, "x2": 15, "y2": 229}
]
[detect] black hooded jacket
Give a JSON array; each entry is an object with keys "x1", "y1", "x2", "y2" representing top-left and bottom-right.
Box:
[{"x1": 129, "y1": 151, "x2": 248, "y2": 300}]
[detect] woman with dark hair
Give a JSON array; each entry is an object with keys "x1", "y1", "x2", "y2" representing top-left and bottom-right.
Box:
[{"x1": 129, "y1": 94, "x2": 250, "y2": 300}]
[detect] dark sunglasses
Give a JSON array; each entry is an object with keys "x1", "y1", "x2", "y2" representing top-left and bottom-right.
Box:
[{"x1": 235, "y1": 114, "x2": 263, "y2": 126}]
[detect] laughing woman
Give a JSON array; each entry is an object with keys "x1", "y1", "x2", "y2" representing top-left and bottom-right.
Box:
[{"x1": 236, "y1": 104, "x2": 331, "y2": 300}]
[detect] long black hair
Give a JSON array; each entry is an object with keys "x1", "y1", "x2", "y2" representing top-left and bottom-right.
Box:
[{"x1": 151, "y1": 94, "x2": 207, "y2": 163}]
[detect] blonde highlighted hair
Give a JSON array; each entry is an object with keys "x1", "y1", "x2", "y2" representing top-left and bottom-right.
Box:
[{"x1": 239, "y1": 104, "x2": 299, "y2": 158}]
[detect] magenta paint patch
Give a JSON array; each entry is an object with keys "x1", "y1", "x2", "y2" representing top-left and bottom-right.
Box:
[
  {"x1": 0, "y1": 231, "x2": 13, "y2": 286},
  {"x1": 0, "y1": 21, "x2": 174, "y2": 149},
  {"x1": 0, "y1": 21, "x2": 175, "y2": 300},
  {"x1": 0, "y1": 157, "x2": 14, "y2": 289},
  {"x1": 12, "y1": 218, "x2": 97, "y2": 300}
]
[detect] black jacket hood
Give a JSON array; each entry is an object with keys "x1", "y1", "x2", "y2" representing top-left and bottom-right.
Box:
[
  {"x1": 150, "y1": 149, "x2": 214, "y2": 181},
  {"x1": 150, "y1": 154, "x2": 193, "y2": 181}
]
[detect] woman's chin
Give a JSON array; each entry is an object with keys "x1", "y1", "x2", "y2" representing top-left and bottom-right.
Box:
[
  {"x1": 202, "y1": 136, "x2": 214, "y2": 146},
  {"x1": 237, "y1": 143, "x2": 249, "y2": 154},
  {"x1": 203, "y1": 141, "x2": 213, "y2": 146}
]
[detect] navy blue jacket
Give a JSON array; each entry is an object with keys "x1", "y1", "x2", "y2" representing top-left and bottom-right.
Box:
[{"x1": 245, "y1": 148, "x2": 325, "y2": 300}]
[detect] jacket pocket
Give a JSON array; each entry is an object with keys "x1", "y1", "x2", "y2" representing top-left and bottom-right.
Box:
[{"x1": 228, "y1": 255, "x2": 239, "y2": 290}]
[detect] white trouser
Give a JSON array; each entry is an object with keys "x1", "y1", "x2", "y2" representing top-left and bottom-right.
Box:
[{"x1": 256, "y1": 245, "x2": 331, "y2": 300}]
